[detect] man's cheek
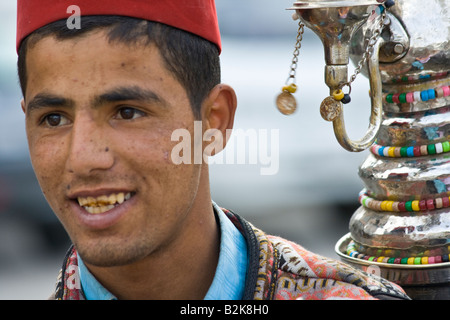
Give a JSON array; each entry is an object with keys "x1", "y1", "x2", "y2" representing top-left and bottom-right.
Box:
[
  {"x1": 31, "y1": 150, "x2": 63, "y2": 204},
  {"x1": 36, "y1": 174, "x2": 57, "y2": 202}
]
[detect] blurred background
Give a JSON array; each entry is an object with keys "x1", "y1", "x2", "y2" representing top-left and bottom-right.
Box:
[{"x1": 0, "y1": 0, "x2": 373, "y2": 299}]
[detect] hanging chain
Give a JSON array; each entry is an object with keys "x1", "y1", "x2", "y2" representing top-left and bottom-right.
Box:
[
  {"x1": 286, "y1": 21, "x2": 305, "y2": 85},
  {"x1": 276, "y1": 20, "x2": 305, "y2": 115},
  {"x1": 340, "y1": 8, "x2": 387, "y2": 94}
]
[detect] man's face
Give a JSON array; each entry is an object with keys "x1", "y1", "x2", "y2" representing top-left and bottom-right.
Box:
[{"x1": 23, "y1": 31, "x2": 203, "y2": 266}]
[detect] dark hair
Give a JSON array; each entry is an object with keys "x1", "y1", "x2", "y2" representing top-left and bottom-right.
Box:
[{"x1": 17, "y1": 16, "x2": 221, "y2": 119}]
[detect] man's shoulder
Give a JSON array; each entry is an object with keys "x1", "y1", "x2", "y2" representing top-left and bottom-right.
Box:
[{"x1": 222, "y1": 208, "x2": 410, "y2": 300}]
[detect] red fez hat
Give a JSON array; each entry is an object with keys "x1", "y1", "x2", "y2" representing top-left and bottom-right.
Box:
[{"x1": 16, "y1": 0, "x2": 221, "y2": 53}]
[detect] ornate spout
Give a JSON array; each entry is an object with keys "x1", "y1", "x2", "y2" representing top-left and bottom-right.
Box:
[{"x1": 289, "y1": 0, "x2": 386, "y2": 152}]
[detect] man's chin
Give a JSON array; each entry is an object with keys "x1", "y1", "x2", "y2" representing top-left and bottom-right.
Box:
[{"x1": 75, "y1": 241, "x2": 151, "y2": 268}]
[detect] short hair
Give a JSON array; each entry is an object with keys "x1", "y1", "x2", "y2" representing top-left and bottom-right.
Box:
[{"x1": 17, "y1": 16, "x2": 221, "y2": 119}]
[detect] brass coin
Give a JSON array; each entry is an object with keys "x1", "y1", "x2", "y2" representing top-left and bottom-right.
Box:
[
  {"x1": 276, "y1": 91, "x2": 297, "y2": 115},
  {"x1": 320, "y1": 96, "x2": 342, "y2": 122}
]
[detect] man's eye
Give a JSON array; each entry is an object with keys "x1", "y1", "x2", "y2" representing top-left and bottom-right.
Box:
[
  {"x1": 42, "y1": 113, "x2": 69, "y2": 127},
  {"x1": 116, "y1": 107, "x2": 145, "y2": 120}
]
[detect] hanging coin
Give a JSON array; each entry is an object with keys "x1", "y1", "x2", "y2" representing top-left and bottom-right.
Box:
[
  {"x1": 276, "y1": 91, "x2": 297, "y2": 115},
  {"x1": 320, "y1": 96, "x2": 342, "y2": 122}
]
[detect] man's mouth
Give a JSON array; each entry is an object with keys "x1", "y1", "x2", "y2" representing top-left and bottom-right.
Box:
[{"x1": 77, "y1": 192, "x2": 132, "y2": 214}]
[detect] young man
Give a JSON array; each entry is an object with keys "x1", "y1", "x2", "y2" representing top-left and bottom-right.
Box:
[{"x1": 16, "y1": 0, "x2": 409, "y2": 300}]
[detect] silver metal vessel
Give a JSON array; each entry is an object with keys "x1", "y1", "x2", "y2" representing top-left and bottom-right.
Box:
[{"x1": 288, "y1": 0, "x2": 450, "y2": 299}]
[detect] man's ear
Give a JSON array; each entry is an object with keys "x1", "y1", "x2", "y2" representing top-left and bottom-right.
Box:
[
  {"x1": 21, "y1": 99, "x2": 26, "y2": 114},
  {"x1": 202, "y1": 84, "x2": 237, "y2": 154}
]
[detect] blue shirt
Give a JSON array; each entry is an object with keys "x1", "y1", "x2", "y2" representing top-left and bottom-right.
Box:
[{"x1": 77, "y1": 203, "x2": 248, "y2": 300}]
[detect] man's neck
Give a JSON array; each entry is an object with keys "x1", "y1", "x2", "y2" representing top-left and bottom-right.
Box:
[{"x1": 81, "y1": 170, "x2": 220, "y2": 300}]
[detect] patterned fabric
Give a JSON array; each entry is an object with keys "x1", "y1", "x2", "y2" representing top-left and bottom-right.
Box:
[
  {"x1": 52, "y1": 207, "x2": 410, "y2": 300},
  {"x1": 54, "y1": 248, "x2": 83, "y2": 300},
  {"x1": 252, "y1": 228, "x2": 409, "y2": 300}
]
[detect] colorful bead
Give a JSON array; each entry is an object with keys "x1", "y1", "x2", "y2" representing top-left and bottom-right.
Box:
[
  {"x1": 388, "y1": 147, "x2": 395, "y2": 157},
  {"x1": 413, "y1": 91, "x2": 421, "y2": 102},
  {"x1": 405, "y1": 201, "x2": 413, "y2": 212},
  {"x1": 443, "y1": 85, "x2": 450, "y2": 96},
  {"x1": 400, "y1": 147, "x2": 408, "y2": 157},
  {"x1": 419, "y1": 200, "x2": 427, "y2": 211},
  {"x1": 443, "y1": 197, "x2": 449, "y2": 208},
  {"x1": 392, "y1": 93, "x2": 400, "y2": 103},
  {"x1": 436, "y1": 142, "x2": 443, "y2": 154},
  {"x1": 411, "y1": 200, "x2": 420, "y2": 211},
  {"x1": 443, "y1": 141, "x2": 450, "y2": 152},
  {"x1": 413, "y1": 146, "x2": 421, "y2": 157},
  {"x1": 282, "y1": 83, "x2": 297, "y2": 93},
  {"x1": 420, "y1": 145, "x2": 428, "y2": 156},
  {"x1": 332, "y1": 89, "x2": 344, "y2": 101},
  {"x1": 406, "y1": 92, "x2": 414, "y2": 103},
  {"x1": 341, "y1": 94, "x2": 351, "y2": 104},
  {"x1": 399, "y1": 93, "x2": 407, "y2": 103},
  {"x1": 406, "y1": 146, "x2": 414, "y2": 157},
  {"x1": 386, "y1": 93, "x2": 393, "y2": 103},
  {"x1": 428, "y1": 143, "x2": 436, "y2": 154}
]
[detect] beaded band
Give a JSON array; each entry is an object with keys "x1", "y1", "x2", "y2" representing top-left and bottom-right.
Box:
[
  {"x1": 350, "y1": 241, "x2": 450, "y2": 259},
  {"x1": 384, "y1": 84, "x2": 450, "y2": 104},
  {"x1": 359, "y1": 189, "x2": 450, "y2": 213},
  {"x1": 346, "y1": 240, "x2": 450, "y2": 265},
  {"x1": 389, "y1": 71, "x2": 450, "y2": 85},
  {"x1": 371, "y1": 141, "x2": 450, "y2": 158}
]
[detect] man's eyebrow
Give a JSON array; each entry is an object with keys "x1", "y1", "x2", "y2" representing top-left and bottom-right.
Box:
[
  {"x1": 94, "y1": 86, "x2": 167, "y2": 107},
  {"x1": 26, "y1": 93, "x2": 74, "y2": 116}
]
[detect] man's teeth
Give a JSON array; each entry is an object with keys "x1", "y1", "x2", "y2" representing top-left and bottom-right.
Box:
[{"x1": 77, "y1": 192, "x2": 131, "y2": 214}]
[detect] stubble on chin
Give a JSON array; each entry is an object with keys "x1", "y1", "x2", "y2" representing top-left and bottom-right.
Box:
[{"x1": 75, "y1": 236, "x2": 155, "y2": 268}]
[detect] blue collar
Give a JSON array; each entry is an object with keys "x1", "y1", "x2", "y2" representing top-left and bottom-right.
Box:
[
  {"x1": 77, "y1": 203, "x2": 248, "y2": 300},
  {"x1": 204, "y1": 203, "x2": 248, "y2": 300},
  {"x1": 77, "y1": 256, "x2": 116, "y2": 300}
]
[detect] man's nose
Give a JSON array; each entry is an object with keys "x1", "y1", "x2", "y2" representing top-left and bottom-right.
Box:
[{"x1": 66, "y1": 117, "x2": 114, "y2": 175}]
